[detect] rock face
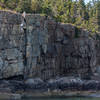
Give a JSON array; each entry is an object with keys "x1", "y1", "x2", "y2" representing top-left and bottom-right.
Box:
[
  {"x1": 0, "y1": 11, "x2": 97, "y2": 80},
  {"x1": 25, "y1": 16, "x2": 96, "y2": 80},
  {"x1": 1, "y1": 77, "x2": 100, "y2": 93},
  {"x1": 0, "y1": 11, "x2": 24, "y2": 79}
]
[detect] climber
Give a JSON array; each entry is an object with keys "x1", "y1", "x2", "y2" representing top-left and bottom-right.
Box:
[
  {"x1": 21, "y1": 11, "x2": 27, "y2": 79},
  {"x1": 21, "y1": 11, "x2": 26, "y2": 30},
  {"x1": 22, "y1": 11, "x2": 26, "y2": 18}
]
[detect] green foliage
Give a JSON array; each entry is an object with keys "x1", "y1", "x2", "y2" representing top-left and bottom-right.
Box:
[
  {"x1": 41, "y1": 0, "x2": 52, "y2": 16},
  {"x1": 16, "y1": 0, "x2": 32, "y2": 13},
  {"x1": 0, "y1": 0, "x2": 100, "y2": 33}
]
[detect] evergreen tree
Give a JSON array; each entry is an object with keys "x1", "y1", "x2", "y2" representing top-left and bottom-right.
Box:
[
  {"x1": 78, "y1": 0, "x2": 86, "y2": 18},
  {"x1": 41, "y1": 0, "x2": 52, "y2": 16},
  {"x1": 16, "y1": 0, "x2": 32, "y2": 13},
  {"x1": 0, "y1": 0, "x2": 99, "y2": 33},
  {"x1": 6, "y1": 0, "x2": 19, "y2": 10},
  {"x1": 31, "y1": 0, "x2": 43, "y2": 13},
  {"x1": 96, "y1": 1, "x2": 100, "y2": 32}
]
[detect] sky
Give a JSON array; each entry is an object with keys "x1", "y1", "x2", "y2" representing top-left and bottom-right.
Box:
[
  {"x1": 73, "y1": 0, "x2": 91, "y2": 4},
  {"x1": 85, "y1": 0, "x2": 91, "y2": 3}
]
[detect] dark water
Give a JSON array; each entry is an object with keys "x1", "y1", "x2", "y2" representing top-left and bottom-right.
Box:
[{"x1": 22, "y1": 97, "x2": 100, "y2": 100}]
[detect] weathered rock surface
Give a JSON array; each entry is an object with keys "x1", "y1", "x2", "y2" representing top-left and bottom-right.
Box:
[
  {"x1": 0, "y1": 10, "x2": 98, "y2": 81},
  {"x1": 0, "y1": 77, "x2": 100, "y2": 93},
  {"x1": 0, "y1": 11, "x2": 24, "y2": 79},
  {"x1": 22, "y1": 77, "x2": 100, "y2": 91},
  {"x1": 26, "y1": 18, "x2": 96, "y2": 80}
]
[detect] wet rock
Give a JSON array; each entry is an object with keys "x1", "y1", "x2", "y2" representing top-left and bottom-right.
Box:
[
  {"x1": 25, "y1": 78, "x2": 43, "y2": 85},
  {"x1": 9, "y1": 80, "x2": 25, "y2": 92},
  {"x1": 25, "y1": 78, "x2": 47, "y2": 91},
  {"x1": 0, "y1": 79, "x2": 24, "y2": 93},
  {"x1": 82, "y1": 80, "x2": 100, "y2": 91},
  {"x1": 47, "y1": 77, "x2": 83, "y2": 91},
  {"x1": 46, "y1": 77, "x2": 100, "y2": 91}
]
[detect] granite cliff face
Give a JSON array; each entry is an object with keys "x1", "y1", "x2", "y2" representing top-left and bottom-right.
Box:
[{"x1": 0, "y1": 11, "x2": 97, "y2": 80}]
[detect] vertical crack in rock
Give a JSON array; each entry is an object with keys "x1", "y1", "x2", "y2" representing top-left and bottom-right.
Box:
[{"x1": 21, "y1": 18, "x2": 27, "y2": 79}]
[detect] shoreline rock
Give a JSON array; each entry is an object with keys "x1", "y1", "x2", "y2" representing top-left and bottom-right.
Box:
[
  {"x1": 0, "y1": 77, "x2": 100, "y2": 93},
  {"x1": 0, "y1": 77, "x2": 100, "y2": 99}
]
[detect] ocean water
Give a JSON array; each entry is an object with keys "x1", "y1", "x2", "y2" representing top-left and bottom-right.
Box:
[{"x1": 22, "y1": 97, "x2": 100, "y2": 100}]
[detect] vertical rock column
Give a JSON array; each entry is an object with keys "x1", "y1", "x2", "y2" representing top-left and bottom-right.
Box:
[{"x1": 25, "y1": 14, "x2": 48, "y2": 78}]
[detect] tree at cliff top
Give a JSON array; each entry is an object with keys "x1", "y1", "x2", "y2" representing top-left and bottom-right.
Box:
[
  {"x1": 41, "y1": 0, "x2": 53, "y2": 16},
  {"x1": 96, "y1": 0, "x2": 100, "y2": 32},
  {"x1": 0, "y1": 0, "x2": 100, "y2": 33},
  {"x1": 31, "y1": 0, "x2": 43, "y2": 13},
  {"x1": 16, "y1": 0, "x2": 32, "y2": 13},
  {"x1": 0, "y1": 0, "x2": 19, "y2": 10}
]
